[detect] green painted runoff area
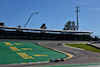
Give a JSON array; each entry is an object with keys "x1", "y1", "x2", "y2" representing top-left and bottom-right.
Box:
[
  {"x1": 0, "y1": 42, "x2": 67, "y2": 64},
  {"x1": 65, "y1": 44, "x2": 100, "y2": 53},
  {"x1": 37, "y1": 63, "x2": 100, "y2": 67}
]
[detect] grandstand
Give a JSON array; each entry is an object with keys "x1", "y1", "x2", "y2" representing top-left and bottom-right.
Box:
[{"x1": 0, "y1": 26, "x2": 93, "y2": 40}]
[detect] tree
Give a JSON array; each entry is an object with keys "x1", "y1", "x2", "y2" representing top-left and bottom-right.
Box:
[
  {"x1": 0, "y1": 22, "x2": 5, "y2": 26},
  {"x1": 40, "y1": 23, "x2": 47, "y2": 29},
  {"x1": 0, "y1": 22, "x2": 5, "y2": 30},
  {"x1": 16, "y1": 25, "x2": 22, "y2": 32},
  {"x1": 18, "y1": 25, "x2": 21, "y2": 28},
  {"x1": 63, "y1": 21, "x2": 76, "y2": 30},
  {"x1": 94, "y1": 35, "x2": 99, "y2": 41},
  {"x1": 40, "y1": 23, "x2": 47, "y2": 33}
]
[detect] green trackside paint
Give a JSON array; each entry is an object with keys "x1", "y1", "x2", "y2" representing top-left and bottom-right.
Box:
[
  {"x1": 0, "y1": 42, "x2": 68, "y2": 64},
  {"x1": 37, "y1": 63, "x2": 100, "y2": 67}
]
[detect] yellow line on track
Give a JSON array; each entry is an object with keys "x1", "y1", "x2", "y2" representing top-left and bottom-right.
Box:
[
  {"x1": 17, "y1": 52, "x2": 34, "y2": 59},
  {"x1": 33, "y1": 54, "x2": 48, "y2": 57},
  {"x1": 14, "y1": 43, "x2": 23, "y2": 45},
  {"x1": 21, "y1": 48, "x2": 32, "y2": 50},
  {"x1": 53, "y1": 49, "x2": 73, "y2": 60},
  {"x1": 38, "y1": 43, "x2": 73, "y2": 60},
  {"x1": 9, "y1": 47, "x2": 21, "y2": 51},
  {"x1": 4, "y1": 42, "x2": 13, "y2": 46},
  {"x1": 64, "y1": 53, "x2": 73, "y2": 60}
]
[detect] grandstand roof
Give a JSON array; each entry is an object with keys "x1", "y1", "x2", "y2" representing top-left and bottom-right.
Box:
[{"x1": 0, "y1": 26, "x2": 93, "y2": 34}]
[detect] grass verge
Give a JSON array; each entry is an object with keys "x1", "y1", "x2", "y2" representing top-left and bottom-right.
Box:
[{"x1": 65, "y1": 44, "x2": 100, "y2": 53}]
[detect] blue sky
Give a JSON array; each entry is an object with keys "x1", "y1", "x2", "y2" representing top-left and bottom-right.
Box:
[{"x1": 0, "y1": 0, "x2": 100, "y2": 36}]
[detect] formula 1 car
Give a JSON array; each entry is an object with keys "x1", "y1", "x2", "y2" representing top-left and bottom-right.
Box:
[
  {"x1": 57, "y1": 43, "x2": 61, "y2": 46},
  {"x1": 49, "y1": 58, "x2": 64, "y2": 62}
]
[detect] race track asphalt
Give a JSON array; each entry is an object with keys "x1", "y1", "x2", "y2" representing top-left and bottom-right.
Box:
[{"x1": 1, "y1": 39, "x2": 100, "y2": 67}]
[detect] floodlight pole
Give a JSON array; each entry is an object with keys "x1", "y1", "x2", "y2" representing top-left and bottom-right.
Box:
[
  {"x1": 24, "y1": 12, "x2": 38, "y2": 28},
  {"x1": 76, "y1": 7, "x2": 80, "y2": 30}
]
